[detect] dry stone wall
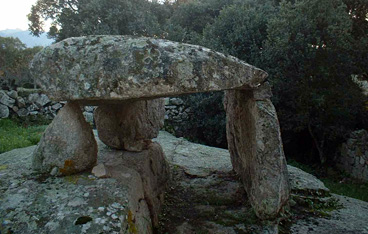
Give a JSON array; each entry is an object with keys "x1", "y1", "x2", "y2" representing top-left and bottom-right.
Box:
[
  {"x1": 0, "y1": 88, "x2": 194, "y2": 134},
  {"x1": 337, "y1": 129, "x2": 368, "y2": 181},
  {"x1": 0, "y1": 88, "x2": 62, "y2": 119},
  {"x1": 164, "y1": 97, "x2": 193, "y2": 135},
  {"x1": 0, "y1": 88, "x2": 95, "y2": 123}
]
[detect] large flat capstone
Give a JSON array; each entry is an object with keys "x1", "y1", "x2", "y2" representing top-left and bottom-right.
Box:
[{"x1": 30, "y1": 35, "x2": 267, "y2": 104}]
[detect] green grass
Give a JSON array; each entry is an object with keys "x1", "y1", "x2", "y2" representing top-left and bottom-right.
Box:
[
  {"x1": 0, "y1": 119, "x2": 47, "y2": 153},
  {"x1": 288, "y1": 159, "x2": 368, "y2": 202},
  {"x1": 321, "y1": 178, "x2": 368, "y2": 202}
]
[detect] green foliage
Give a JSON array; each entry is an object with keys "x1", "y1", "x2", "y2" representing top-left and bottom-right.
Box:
[
  {"x1": 178, "y1": 92, "x2": 227, "y2": 148},
  {"x1": 28, "y1": 0, "x2": 166, "y2": 41},
  {"x1": 202, "y1": 0, "x2": 277, "y2": 65},
  {"x1": 289, "y1": 159, "x2": 368, "y2": 202},
  {"x1": 262, "y1": 0, "x2": 368, "y2": 163},
  {"x1": 322, "y1": 179, "x2": 368, "y2": 202},
  {"x1": 0, "y1": 119, "x2": 47, "y2": 153},
  {"x1": 0, "y1": 36, "x2": 42, "y2": 89}
]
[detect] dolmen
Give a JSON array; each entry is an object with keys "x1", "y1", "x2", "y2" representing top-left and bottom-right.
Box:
[{"x1": 29, "y1": 35, "x2": 290, "y2": 228}]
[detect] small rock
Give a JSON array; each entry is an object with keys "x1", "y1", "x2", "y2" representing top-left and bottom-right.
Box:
[
  {"x1": 28, "y1": 93, "x2": 51, "y2": 107},
  {"x1": 111, "y1": 202, "x2": 122, "y2": 209},
  {"x1": 360, "y1": 157, "x2": 365, "y2": 165},
  {"x1": 0, "y1": 90, "x2": 15, "y2": 107},
  {"x1": 50, "y1": 167, "x2": 59, "y2": 176},
  {"x1": 12, "y1": 106, "x2": 19, "y2": 112},
  {"x1": 98, "y1": 207, "x2": 105, "y2": 212},
  {"x1": 170, "y1": 98, "x2": 184, "y2": 105},
  {"x1": 16, "y1": 97, "x2": 26, "y2": 108},
  {"x1": 7, "y1": 90, "x2": 18, "y2": 99},
  {"x1": 83, "y1": 112, "x2": 94, "y2": 124},
  {"x1": 92, "y1": 164, "x2": 110, "y2": 178},
  {"x1": 84, "y1": 106, "x2": 95, "y2": 112},
  {"x1": 0, "y1": 104, "x2": 9, "y2": 118},
  {"x1": 52, "y1": 103, "x2": 62, "y2": 110}
]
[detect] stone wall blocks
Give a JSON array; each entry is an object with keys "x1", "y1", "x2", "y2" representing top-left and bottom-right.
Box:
[
  {"x1": 0, "y1": 104, "x2": 9, "y2": 118},
  {"x1": 0, "y1": 90, "x2": 15, "y2": 107}
]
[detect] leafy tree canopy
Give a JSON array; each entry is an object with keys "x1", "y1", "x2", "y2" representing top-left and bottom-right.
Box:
[
  {"x1": 0, "y1": 37, "x2": 42, "y2": 89},
  {"x1": 28, "y1": 0, "x2": 168, "y2": 41}
]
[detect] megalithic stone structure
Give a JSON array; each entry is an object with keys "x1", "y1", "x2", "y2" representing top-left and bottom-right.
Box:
[
  {"x1": 224, "y1": 83, "x2": 290, "y2": 219},
  {"x1": 30, "y1": 35, "x2": 289, "y2": 221}
]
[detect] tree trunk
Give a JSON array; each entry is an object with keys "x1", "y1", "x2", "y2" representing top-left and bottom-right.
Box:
[{"x1": 308, "y1": 122, "x2": 326, "y2": 164}]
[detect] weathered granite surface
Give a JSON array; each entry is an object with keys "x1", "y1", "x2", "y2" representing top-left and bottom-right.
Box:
[
  {"x1": 96, "y1": 134, "x2": 170, "y2": 228},
  {"x1": 0, "y1": 145, "x2": 152, "y2": 234},
  {"x1": 94, "y1": 98, "x2": 165, "y2": 151},
  {"x1": 32, "y1": 102, "x2": 97, "y2": 175},
  {"x1": 155, "y1": 131, "x2": 368, "y2": 234},
  {"x1": 2, "y1": 131, "x2": 368, "y2": 234},
  {"x1": 30, "y1": 35, "x2": 267, "y2": 104},
  {"x1": 224, "y1": 87, "x2": 290, "y2": 220},
  {"x1": 288, "y1": 165, "x2": 329, "y2": 194}
]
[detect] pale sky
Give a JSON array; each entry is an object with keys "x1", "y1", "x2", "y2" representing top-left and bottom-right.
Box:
[{"x1": 0, "y1": 0, "x2": 38, "y2": 30}]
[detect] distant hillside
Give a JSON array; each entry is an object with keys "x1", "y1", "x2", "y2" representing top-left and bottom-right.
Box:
[{"x1": 0, "y1": 29, "x2": 54, "y2": 48}]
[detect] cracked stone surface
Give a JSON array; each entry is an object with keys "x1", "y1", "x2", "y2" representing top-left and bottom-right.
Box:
[
  {"x1": 30, "y1": 35, "x2": 267, "y2": 104},
  {"x1": 1, "y1": 135, "x2": 154, "y2": 234},
  {"x1": 154, "y1": 131, "x2": 368, "y2": 234},
  {"x1": 94, "y1": 98, "x2": 165, "y2": 151}
]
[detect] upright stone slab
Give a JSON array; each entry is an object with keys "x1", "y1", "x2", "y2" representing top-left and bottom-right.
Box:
[
  {"x1": 224, "y1": 84, "x2": 289, "y2": 219},
  {"x1": 94, "y1": 98, "x2": 165, "y2": 151},
  {"x1": 32, "y1": 102, "x2": 97, "y2": 175},
  {"x1": 98, "y1": 142, "x2": 170, "y2": 227}
]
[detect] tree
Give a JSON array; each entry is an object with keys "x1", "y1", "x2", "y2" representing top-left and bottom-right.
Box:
[
  {"x1": 164, "y1": 0, "x2": 236, "y2": 43},
  {"x1": 202, "y1": 0, "x2": 277, "y2": 65},
  {"x1": 28, "y1": 0, "x2": 165, "y2": 41},
  {"x1": 0, "y1": 37, "x2": 42, "y2": 89},
  {"x1": 262, "y1": 0, "x2": 368, "y2": 164},
  {"x1": 343, "y1": 0, "x2": 368, "y2": 78}
]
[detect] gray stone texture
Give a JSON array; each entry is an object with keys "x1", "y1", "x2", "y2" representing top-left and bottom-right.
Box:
[
  {"x1": 0, "y1": 144, "x2": 152, "y2": 234},
  {"x1": 97, "y1": 139, "x2": 170, "y2": 227},
  {"x1": 94, "y1": 98, "x2": 165, "y2": 151},
  {"x1": 0, "y1": 88, "x2": 67, "y2": 119},
  {"x1": 32, "y1": 102, "x2": 97, "y2": 175},
  {"x1": 30, "y1": 35, "x2": 267, "y2": 104},
  {"x1": 0, "y1": 90, "x2": 15, "y2": 107},
  {"x1": 28, "y1": 93, "x2": 51, "y2": 107},
  {"x1": 0, "y1": 103, "x2": 9, "y2": 118},
  {"x1": 224, "y1": 86, "x2": 290, "y2": 220},
  {"x1": 337, "y1": 129, "x2": 368, "y2": 181},
  {"x1": 155, "y1": 131, "x2": 368, "y2": 234},
  {"x1": 288, "y1": 165, "x2": 329, "y2": 194}
]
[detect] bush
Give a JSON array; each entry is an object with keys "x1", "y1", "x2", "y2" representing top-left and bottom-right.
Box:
[{"x1": 175, "y1": 92, "x2": 227, "y2": 148}]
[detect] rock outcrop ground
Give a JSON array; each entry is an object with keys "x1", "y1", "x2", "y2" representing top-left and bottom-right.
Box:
[
  {"x1": 155, "y1": 131, "x2": 368, "y2": 234},
  {"x1": 1, "y1": 131, "x2": 368, "y2": 233}
]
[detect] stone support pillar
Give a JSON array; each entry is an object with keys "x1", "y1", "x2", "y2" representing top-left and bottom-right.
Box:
[
  {"x1": 94, "y1": 98, "x2": 165, "y2": 152},
  {"x1": 224, "y1": 83, "x2": 289, "y2": 219},
  {"x1": 32, "y1": 102, "x2": 97, "y2": 175}
]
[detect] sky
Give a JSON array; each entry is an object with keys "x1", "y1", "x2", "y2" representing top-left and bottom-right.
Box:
[{"x1": 0, "y1": 0, "x2": 38, "y2": 31}]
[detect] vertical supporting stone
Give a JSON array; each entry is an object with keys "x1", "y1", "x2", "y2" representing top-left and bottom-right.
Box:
[
  {"x1": 224, "y1": 83, "x2": 289, "y2": 219},
  {"x1": 99, "y1": 142, "x2": 170, "y2": 228},
  {"x1": 94, "y1": 98, "x2": 165, "y2": 152},
  {"x1": 32, "y1": 102, "x2": 97, "y2": 175}
]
